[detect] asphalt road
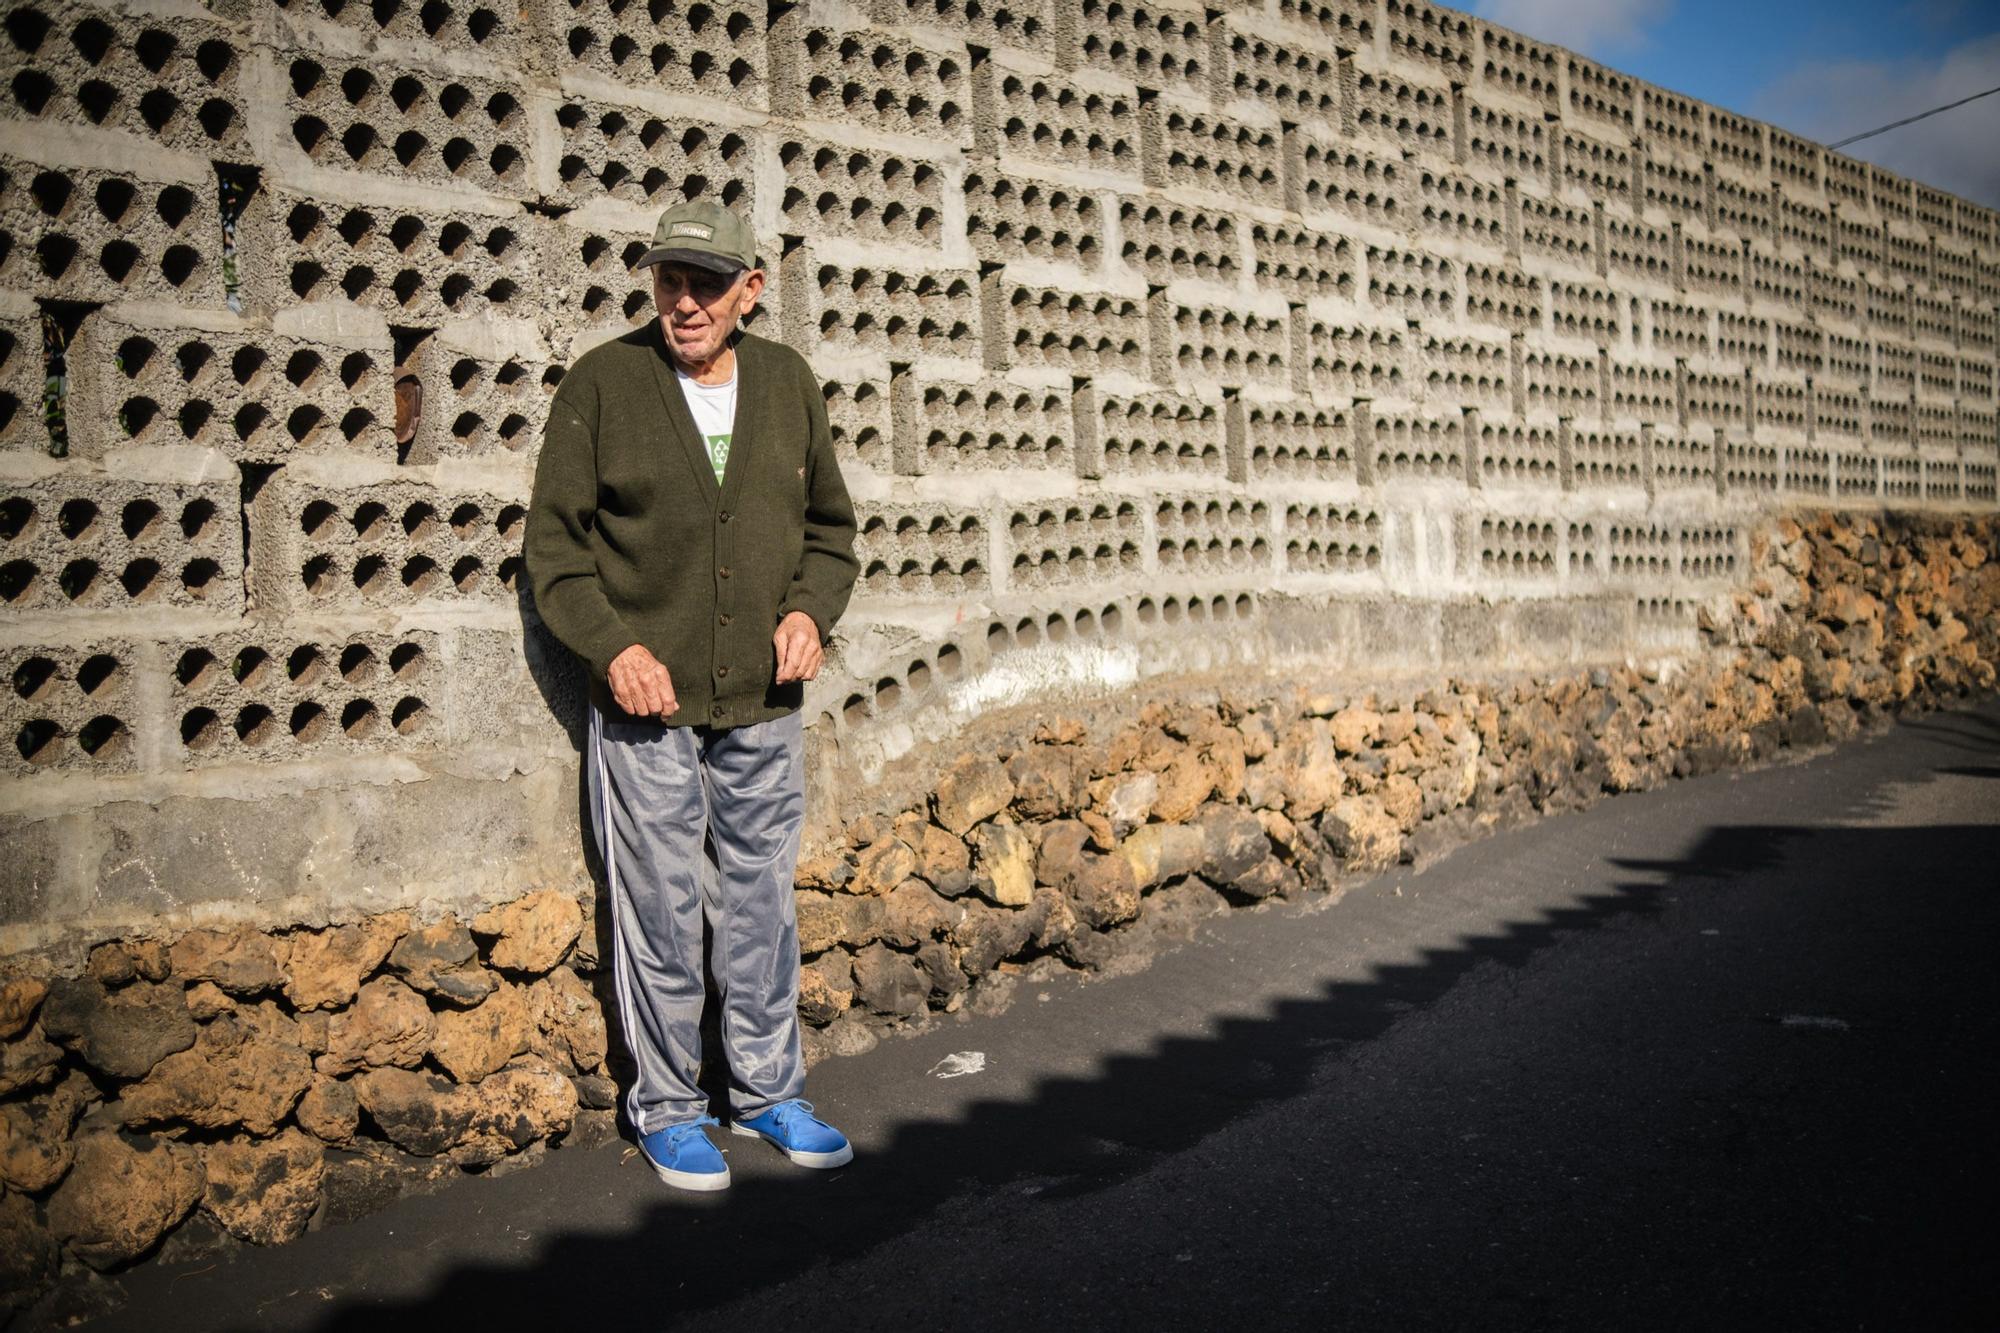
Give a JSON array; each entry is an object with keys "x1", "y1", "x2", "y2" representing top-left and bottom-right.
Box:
[{"x1": 71, "y1": 700, "x2": 2000, "y2": 1333}]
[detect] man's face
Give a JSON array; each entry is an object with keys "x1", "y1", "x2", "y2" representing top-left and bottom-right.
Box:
[{"x1": 652, "y1": 261, "x2": 763, "y2": 368}]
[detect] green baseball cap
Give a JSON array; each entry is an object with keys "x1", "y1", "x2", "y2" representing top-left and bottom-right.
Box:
[{"x1": 634, "y1": 199, "x2": 756, "y2": 274}]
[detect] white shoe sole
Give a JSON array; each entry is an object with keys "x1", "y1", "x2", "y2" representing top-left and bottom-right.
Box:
[
  {"x1": 731, "y1": 1124, "x2": 854, "y2": 1168},
  {"x1": 645, "y1": 1156, "x2": 730, "y2": 1191}
]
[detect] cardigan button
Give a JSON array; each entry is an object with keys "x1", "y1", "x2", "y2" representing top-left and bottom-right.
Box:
[
  {"x1": 719, "y1": 613, "x2": 732, "y2": 626},
  {"x1": 711, "y1": 704, "x2": 724, "y2": 718},
  {"x1": 719, "y1": 510, "x2": 732, "y2": 523},
  {"x1": 718, "y1": 565, "x2": 731, "y2": 578},
  {"x1": 717, "y1": 666, "x2": 730, "y2": 678}
]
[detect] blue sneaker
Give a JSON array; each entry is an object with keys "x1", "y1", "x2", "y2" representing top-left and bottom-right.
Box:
[
  {"x1": 638, "y1": 1114, "x2": 730, "y2": 1191},
  {"x1": 731, "y1": 1099, "x2": 854, "y2": 1168}
]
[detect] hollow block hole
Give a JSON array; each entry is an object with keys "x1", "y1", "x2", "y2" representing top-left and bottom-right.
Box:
[
  {"x1": 77, "y1": 714, "x2": 128, "y2": 758},
  {"x1": 16, "y1": 719, "x2": 63, "y2": 764},
  {"x1": 77, "y1": 654, "x2": 120, "y2": 696}
]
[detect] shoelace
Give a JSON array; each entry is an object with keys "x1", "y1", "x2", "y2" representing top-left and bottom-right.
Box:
[
  {"x1": 770, "y1": 1099, "x2": 815, "y2": 1129},
  {"x1": 664, "y1": 1114, "x2": 720, "y2": 1151}
]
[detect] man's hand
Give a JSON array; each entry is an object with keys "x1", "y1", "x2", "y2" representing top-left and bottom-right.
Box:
[
  {"x1": 608, "y1": 644, "x2": 678, "y2": 719},
  {"x1": 773, "y1": 611, "x2": 824, "y2": 684}
]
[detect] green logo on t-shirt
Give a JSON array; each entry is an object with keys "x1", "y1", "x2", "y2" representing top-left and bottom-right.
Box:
[{"x1": 706, "y1": 432, "x2": 730, "y2": 482}]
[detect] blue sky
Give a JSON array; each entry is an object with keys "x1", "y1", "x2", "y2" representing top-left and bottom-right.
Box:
[{"x1": 1472, "y1": 0, "x2": 2000, "y2": 206}]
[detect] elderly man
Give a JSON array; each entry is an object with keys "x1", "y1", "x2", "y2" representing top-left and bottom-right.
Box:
[{"x1": 526, "y1": 200, "x2": 860, "y2": 1191}]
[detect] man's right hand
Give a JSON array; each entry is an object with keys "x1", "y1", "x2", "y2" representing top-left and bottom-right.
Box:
[{"x1": 608, "y1": 644, "x2": 678, "y2": 719}]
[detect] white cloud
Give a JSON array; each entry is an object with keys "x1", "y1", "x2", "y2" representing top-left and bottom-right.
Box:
[
  {"x1": 1748, "y1": 32, "x2": 2000, "y2": 208},
  {"x1": 1473, "y1": 0, "x2": 1673, "y2": 56}
]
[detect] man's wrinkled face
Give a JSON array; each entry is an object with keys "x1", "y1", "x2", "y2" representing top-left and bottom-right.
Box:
[{"x1": 652, "y1": 262, "x2": 763, "y2": 369}]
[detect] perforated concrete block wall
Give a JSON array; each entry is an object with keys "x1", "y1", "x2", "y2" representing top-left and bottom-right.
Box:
[{"x1": 3, "y1": 0, "x2": 1996, "y2": 955}]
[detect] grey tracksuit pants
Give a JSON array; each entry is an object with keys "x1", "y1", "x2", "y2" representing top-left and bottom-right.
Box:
[{"x1": 585, "y1": 703, "x2": 807, "y2": 1134}]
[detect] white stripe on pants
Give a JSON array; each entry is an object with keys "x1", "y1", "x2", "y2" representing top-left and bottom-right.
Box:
[{"x1": 586, "y1": 703, "x2": 807, "y2": 1133}]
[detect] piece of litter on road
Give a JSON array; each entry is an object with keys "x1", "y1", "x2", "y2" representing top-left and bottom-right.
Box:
[
  {"x1": 1781, "y1": 1014, "x2": 1850, "y2": 1031},
  {"x1": 1700, "y1": 928, "x2": 1721, "y2": 935},
  {"x1": 928, "y1": 1051, "x2": 986, "y2": 1079}
]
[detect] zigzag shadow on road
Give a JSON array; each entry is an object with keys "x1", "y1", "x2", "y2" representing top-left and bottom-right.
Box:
[
  {"x1": 280, "y1": 698, "x2": 2000, "y2": 1333},
  {"x1": 1806, "y1": 703, "x2": 1998, "y2": 825},
  {"x1": 295, "y1": 819, "x2": 2000, "y2": 1333},
  {"x1": 1892, "y1": 705, "x2": 2000, "y2": 754},
  {"x1": 1936, "y1": 764, "x2": 2000, "y2": 779},
  {"x1": 47, "y1": 699, "x2": 1908, "y2": 1333},
  {"x1": 300, "y1": 856, "x2": 1702, "y2": 1326}
]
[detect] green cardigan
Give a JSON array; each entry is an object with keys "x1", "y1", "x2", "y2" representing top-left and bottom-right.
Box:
[{"x1": 525, "y1": 324, "x2": 859, "y2": 728}]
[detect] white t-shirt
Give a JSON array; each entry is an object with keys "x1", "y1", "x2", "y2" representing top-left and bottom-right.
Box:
[{"x1": 676, "y1": 364, "x2": 738, "y2": 484}]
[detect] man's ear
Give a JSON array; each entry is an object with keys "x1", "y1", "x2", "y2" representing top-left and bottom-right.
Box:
[{"x1": 737, "y1": 269, "x2": 766, "y2": 317}]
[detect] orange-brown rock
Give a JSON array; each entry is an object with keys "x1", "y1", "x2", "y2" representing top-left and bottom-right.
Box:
[
  {"x1": 295, "y1": 1075, "x2": 360, "y2": 1148},
  {"x1": 878, "y1": 879, "x2": 960, "y2": 947},
  {"x1": 1007, "y1": 746, "x2": 1081, "y2": 820},
  {"x1": 0, "y1": 977, "x2": 47, "y2": 1039},
  {"x1": 430, "y1": 983, "x2": 533, "y2": 1083},
  {"x1": 1033, "y1": 715, "x2": 1087, "y2": 744},
  {"x1": 1324, "y1": 796, "x2": 1404, "y2": 872},
  {"x1": 1194, "y1": 804, "x2": 1270, "y2": 887},
  {"x1": 472, "y1": 891, "x2": 583, "y2": 973},
  {"x1": 1067, "y1": 850, "x2": 1141, "y2": 929},
  {"x1": 1379, "y1": 774, "x2": 1423, "y2": 832},
  {"x1": 449, "y1": 1060, "x2": 577, "y2": 1166},
  {"x1": 949, "y1": 900, "x2": 1036, "y2": 976},
  {"x1": 932, "y1": 754, "x2": 1013, "y2": 835},
  {"x1": 184, "y1": 981, "x2": 234, "y2": 1021},
  {"x1": 1118, "y1": 823, "x2": 1206, "y2": 889},
  {"x1": 86, "y1": 943, "x2": 137, "y2": 987},
  {"x1": 1150, "y1": 752, "x2": 1216, "y2": 824},
  {"x1": 1236, "y1": 712, "x2": 1276, "y2": 761},
  {"x1": 1094, "y1": 770, "x2": 1159, "y2": 835},
  {"x1": 286, "y1": 915, "x2": 409, "y2": 1010},
  {"x1": 1202, "y1": 728, "x2": 1249, "y2": 802},
  {"x1": 352, "y1": 1067, "x2": 473, "y2": 1157},
  {"x1": 1817, "y1": 582, "x2": 1880, "y2": 630},
  {"x1": 387, "y1": 919, "x2": 495, "y2": 1006},
  {"x1": 47, "y1": 1132, "x2": 204, "y2": 1271},
  {"x1": 1134, "y1": 725, "x2": 1182, "y2": 772},
  {"x1": 1232, "y1": 856, "x2": 1298, "y2": 900},
  {"x1": 126, "y1": 939, "x2": 170, "y2": 982},
  {"x1": 169, "y1": 927, "x2": 290, "y2": 995},
  {"x1": 1330, "y1": 706, "x2": 1383, "y2": 755},
  {"x1": 851, "y1": 836, "x2": 918, "y2": 896},
  {"x1": 201, "y1": 1129, "x2": 324, "y2": 1246},
  {"x1": 0, "y1": 1025, "x2": 62, "y2": 1097},
  {"x1": 795, "y1": 891, "x2": 850, "y2": 956},
  {"x1": 1272, "y1": 720, "x2": 1343, "y2": 818},
  {"x1": 912, "y1": 820, "x2": 970, "y2": 883},
  {"x1": 794, "y1": 844, "x2": 855, "y2": 893},
  {"x1": 530, "y1": 966, "x2": 608, "y2": 1073},
  {"x1": 0, "y1": 1072, "x2": 93, "y2": 1193},
  {"x1": 39, "y1": 978, "x2": 196, "y2": 1081},
  {"x1": 319, "y1": 976, "x2": 435, "y2": 1075},
  {"x1": 852, "y1": 943, "x2": 927, "y2": 1017},
  {"x1": 798, "y1": 953, "x2": 855, "y2": 1025},
  {"x1": 119, "y1": 1014, "x2": 312, "y2": 1137},
  {"x1": 968, "y1": 817, "x2": 1035, "y2": 907}
]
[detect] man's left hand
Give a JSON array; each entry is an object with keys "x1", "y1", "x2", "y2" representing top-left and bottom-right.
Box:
[{"x1": 773, "y1": 611, "x2": 824, "y2": 684}]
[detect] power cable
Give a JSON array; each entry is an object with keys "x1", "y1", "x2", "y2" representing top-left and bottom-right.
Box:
[{"x1": 1828, "y1": 82, "x2": 2000, "y2": 149}]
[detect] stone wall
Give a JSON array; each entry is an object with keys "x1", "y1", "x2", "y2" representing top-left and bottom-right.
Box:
[
  {"x1": 2, "y1": 1, "x2": 1998, "y2": 957},
  {"x1": 1, "y1": 507, "x2": 1996, "y2": 1304}
]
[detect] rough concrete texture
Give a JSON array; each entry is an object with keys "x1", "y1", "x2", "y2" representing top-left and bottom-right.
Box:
[
  {"x1": 1, "y1": 1, "x2": 1998, "y2": 949},
  {"x1": 0, "y1": 510, "x2": 1994, "y2": 1306}
]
